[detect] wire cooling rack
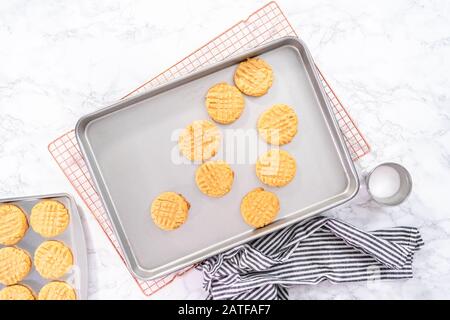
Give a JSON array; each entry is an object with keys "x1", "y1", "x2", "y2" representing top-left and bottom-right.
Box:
[{"x1": 48, "y1": 1, "x2": 370, "y2": 297}]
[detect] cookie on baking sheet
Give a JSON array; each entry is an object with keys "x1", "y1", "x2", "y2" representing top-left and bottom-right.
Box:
[
  {"x1": 151, "y1": 192, "x2": 190, "y2": 231},
  {"x1": 0, "y1": 284, "x2": 35, "y2": 300},
  {"x1": 234, "y1": 57, "x2": 273, "y2": 96},
  {"x1": 178, "y1": 120, "x2": 221, "y2": 162},
  {"x1": 240, "y1": 188, "x2": 280, "y2": 228},
  {"x1": 256, "y1": 149, "x2": 296, "y2": 187},
  {"x1": 257, "y1": 104, "x2": 298, "y2": 146},
  {"x1": 0, "y1": 204, "x2": 28, "y2": 245},
  {"x1": 205, "y1": 82, "x2": 245, "y2": 124},
  {"x1": 0, "y1": 247, "x2": 32, "y2": 286},
  {"x1": 38, "y1": 281, "x2": 76, "y2": 300},
  {"x1": 30, "y1": 200, "x2": 70, "y2": 238},
  {"x1": 34, "y1": 241, "x2": 73, "y2": 279},
  {"x1": 195, "y1": 161, "x2": 234, "y2": 197}
]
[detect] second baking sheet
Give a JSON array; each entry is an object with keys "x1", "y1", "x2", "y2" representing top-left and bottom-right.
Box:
[{"x1": 0, "y1": 193, "x2": 88, "y2": 299}]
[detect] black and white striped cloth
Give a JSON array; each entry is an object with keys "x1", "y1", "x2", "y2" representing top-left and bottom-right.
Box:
[{"x1": 198, "y1": 216, "x2": 424, "y2": 300}]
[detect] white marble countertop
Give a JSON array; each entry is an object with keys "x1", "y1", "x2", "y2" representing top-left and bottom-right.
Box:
[{"x1": 1, "y1": 0, "x2": 449, "y2": 299}]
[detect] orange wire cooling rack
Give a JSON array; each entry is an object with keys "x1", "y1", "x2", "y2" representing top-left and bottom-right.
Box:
[{"x1": 48, "y1": 1, "x2": 370, "y2": 297}]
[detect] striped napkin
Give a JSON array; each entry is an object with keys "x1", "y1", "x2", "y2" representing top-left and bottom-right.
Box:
[{"x1": 198, "y1": 216, "x2": 424, "y2": 300}]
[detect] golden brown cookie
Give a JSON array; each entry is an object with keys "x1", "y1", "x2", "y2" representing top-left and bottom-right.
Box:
[
  {"x1": 234, "y1": 57, "x2": 273, "y2": 96},
  {"x1": 195, "y1": 161, "x2": 234, "y2": 197},
  {"x1": 30, "y1": 200, "x2": 70, "y2": 238},
  {"x1": 257, "y1": 104, "x2": 298, "y2": 145},
  {"x1": 256, "y1": 149, "x2": 296, "y2": 187},
  {"x1": 0, "y1": 247, "x2": 32, "y2": 285},
  {"x1": 178, "y1": 120, "x2": 221, "y2": 162},
  {"x1": 0, "y1": 204, "x2": 28, "y2": 245},
  {"x1": 0, "y1": 284, "x2": 35, "y2": 300},
  {"x1": 34, "y1": 241, "x2": 73, "y2": 279},
  {"x1": 240, "y1": 188, "x2": 280, "y2": 228},
  {"x1": 205, "y1": 82, "x2": 245, "y2": 124},
  {"x1": 38, "y1": 281, "x2": 76, "y2": 300},
  {"x1": 151, "y1": 192, "x2": 190, "y2": 231}
]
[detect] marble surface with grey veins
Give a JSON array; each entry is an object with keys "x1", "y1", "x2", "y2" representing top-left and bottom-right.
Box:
[{"x1": 0, "y1": 0, "x2": 449, "y2": 299}]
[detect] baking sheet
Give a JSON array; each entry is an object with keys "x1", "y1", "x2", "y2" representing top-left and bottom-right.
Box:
[
  {"x1": 0, "y1": 193, "x2": 88, "y2": 299},
  {"x1": 76, "y1": 37, "x2": 359, "y2": 280}
]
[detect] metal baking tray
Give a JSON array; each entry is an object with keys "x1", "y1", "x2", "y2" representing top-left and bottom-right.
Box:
[
  {"x1": 76, "y1": 37, "x2": 359, "y2": 280},
  {"x1": 0, "y1": 193, "x2": 88, "y2": 299}
]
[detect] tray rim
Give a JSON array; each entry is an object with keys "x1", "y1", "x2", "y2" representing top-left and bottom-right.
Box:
[
  {"x1": 0, "y1": 192, "x2": 89, "y2": 300},
  {"x1": 75, "y1": 36, "x2": 360, "y2": 280}
]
